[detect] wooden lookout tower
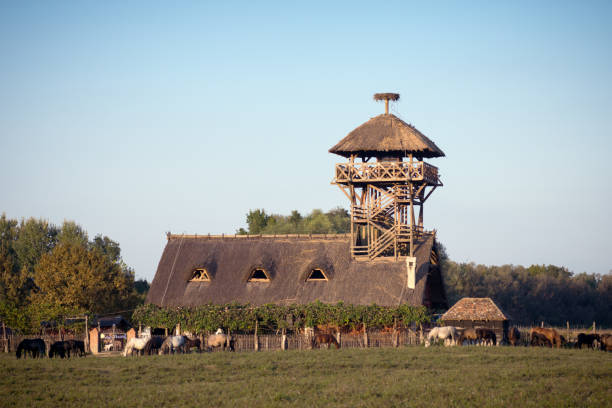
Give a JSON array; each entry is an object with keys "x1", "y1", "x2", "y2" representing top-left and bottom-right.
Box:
[{"x1": 329, "y1": 93, "x2": 444, "y2": 261}]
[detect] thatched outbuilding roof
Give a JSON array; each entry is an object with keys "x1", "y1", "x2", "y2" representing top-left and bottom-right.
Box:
[
  {"x1": 329, "y1": 114, "x2": 445, "y2": 159},
  {"x1": 146, "y1": 234, "x2": 447, "y2": 308},
  {"x1": 441, "y1": 298, "x2": 509, "y2": 322}
]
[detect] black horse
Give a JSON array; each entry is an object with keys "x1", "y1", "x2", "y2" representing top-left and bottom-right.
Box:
[
  {"x1": 68, "y1": 340, "x2": 86, "y2": 357},
  {"x1": 143, "y1": 336, "x2": 164, "y2": 355},
  {"x1": 16, "y1": 339, "x2": 46, "y2": 359},
  {"x1": 49, "y1": 341, "x2": 72, "y2": 358}
]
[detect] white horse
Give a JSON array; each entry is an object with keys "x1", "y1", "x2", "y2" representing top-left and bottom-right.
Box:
[
  {"x1": 123, "y1": 335, "x2": 151, "y2": 357},
  {"x1": 207, "y1": 328, "x2": 232, "y2": 351},
  {"x1": 425, "y1": 326, "x2": 459, "y2": 347},
  {"x1": 159, "y1": 335, "x2": 186, "y2": 355}
]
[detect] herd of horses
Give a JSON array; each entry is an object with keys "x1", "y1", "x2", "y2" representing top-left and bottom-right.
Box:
[
  {"x1": 13, "y1": 326, "x2": 612, "y2": 358},
  {"x1": 122, "y1": 329, "x2": 235, "y2": 356},
  {"x1": 16, "y1": 339, "x2": 85, "y2": 359},
  {"x1": 424, "y1": 325, "x2": 612, "y2": 350}
]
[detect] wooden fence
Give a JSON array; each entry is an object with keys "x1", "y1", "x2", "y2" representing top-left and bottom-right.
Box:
[{"x1": 225, "y1": 328, "x2": 423, "y2": 352}]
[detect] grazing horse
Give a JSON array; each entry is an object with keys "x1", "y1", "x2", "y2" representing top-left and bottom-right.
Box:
[
  {"x1": 312, "y1": 333, "x2": 340, "y2": 349},
  {"x1": 49, "y1": 341, "x2": 73, "y2": 358},
  {"x1": 143, "y1": 336, "x2": 164, "y2": 355},
  {"x1": 16, "y1": 339, "x2": 46, "y2": 359},
  {"x1": 576, "y1": 333, "x2": 600, "y2": 350},
  {"x1": 530, "y1": 332, "x2": 551, "y2": 347},
  {"x1": 183, "y1": 337, "x2": 201, "y2": 353},
  {"x1": 476, "y1": 328, "x2": 497, "y2": 346},
  {"x1": 158, "y1": 335, "x2": 186, "y2": 355},
  {"x1": 123, "y1": 336, "x2": 151, "y2": 357},
  {"x1": 599, "y1": 334, "x2": 612, "y2": 351},
  {"x1": 530, "y1": 327, "x2": 564, "y2": 348},
  {"x1": 508, "y1": 327, "x2": 521, "y2": 346},
  {"x1": 425, "y1": 326, "x2": 458, "y2": 347},
  {"x1": 206, "y1": 329, "x2": 233, "y2": 352},
  {"x1": 458, "y1": 328, "x2": 478, "y2": 346},
  {"x1": 68, "y1": 340, "x2": 85, "y2": 357}
]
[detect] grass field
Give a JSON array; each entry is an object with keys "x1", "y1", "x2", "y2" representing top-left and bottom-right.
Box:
[{"x1": 1, "y1": 347, "x2": 611, "y2": 408}]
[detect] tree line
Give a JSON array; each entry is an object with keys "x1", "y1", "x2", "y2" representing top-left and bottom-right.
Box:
[
  {"x1": 0, "y1": 214, "x2": 148, "y2": 333},
  {"x1": 236, "y1": 208, "x2": 350, "y2": 235},
  {"x1": 438, "y1": 244, "x2": 612, "y2": 326}
]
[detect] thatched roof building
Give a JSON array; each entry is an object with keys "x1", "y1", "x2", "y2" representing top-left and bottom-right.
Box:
[
  {"x1": 147, "y1": 93, "x2": 448, "y2": 310},
  {"x1": 146, "y1": 233, "x2": 447, "y2": 308},
  {"x1": 329, "y1": 114, "x2": 445, "y2": 159},
  {"x1": 441, "y1": 297, "x2": 510, "y2": 343}
]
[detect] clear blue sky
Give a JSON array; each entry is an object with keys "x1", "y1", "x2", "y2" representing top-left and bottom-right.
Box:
[{"x1": 1, "y1": 1, "x2": 611, "y2": 281}]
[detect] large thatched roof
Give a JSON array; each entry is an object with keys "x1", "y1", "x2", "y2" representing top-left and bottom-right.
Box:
[
  {"x1": 329, "y1": 114, "x2": 445, "y2": 159},
  {"x1": 146, "y1": 234, "x2": 446, "y2": 308},
  {"x1": 441, "y1": 298, "x2": 509, "y2": 321}
]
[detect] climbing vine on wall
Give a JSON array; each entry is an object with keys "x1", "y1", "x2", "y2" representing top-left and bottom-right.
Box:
[{"x1": 132, "y1": 301, "x2": 431, "y2": 333}]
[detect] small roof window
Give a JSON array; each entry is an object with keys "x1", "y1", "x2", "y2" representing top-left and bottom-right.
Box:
[
  {"x1": 306, "y1": 268, "x2": 328, "y2": 281},
  {"x1": 248, "y1": 268, "x2": 270, "y2": 282},
  {"x1": 189, "y1": 268, "x2": 211, "y2": 282}
]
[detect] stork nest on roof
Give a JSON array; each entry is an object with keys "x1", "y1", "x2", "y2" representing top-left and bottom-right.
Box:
[{"x1": 373, "y1": 93, "x2": 400, "y2": 101}]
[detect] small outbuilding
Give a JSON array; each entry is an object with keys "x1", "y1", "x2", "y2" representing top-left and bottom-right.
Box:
[
  {"x1": 441, "y1": 297, "x2": 510, "y2": 344},
  {"x1": 89, "y1": 316, "x2": 132, "y2": 354}
]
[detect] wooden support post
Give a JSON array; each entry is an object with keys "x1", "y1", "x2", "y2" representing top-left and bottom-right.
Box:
[
  {"x1": 336, "y1": 330, "x2": 341, "y2": 348},
  {"x1": 593, "y1": 321, "x2": 596, "y2": 333},
  {"x1": 363, "y1": 323, "x2": 368, "y2": 348},
  {"x1": 138, "y1": 322, "x2": 142, "y2": 337},
  {"x1": 281, "y1": 328, "x2": 287, "y2": 351},
  {"x1": 393, "y1": 318, "x2": 398, "y2": 348},
  {"x1": 566, "y1": 321, "x2": 570, "y2": 341},
  {"x1": 165, "y1": 327, "x2": 168, "y2": 336},
  {"x1": 112, "y1": 324, "x2": 116, "y2": 351},
  {"x1": 226, "y1": 330, "x2": 231, "y2": 350},
  {"x1": 84, "y1": 315, "x2": 89, "y2": 353},
  {"x1": 254, "y1": 320, "x2": 259, "y2": 351},
  {"x1": 2, "y1": 321, "x2": 7, "y2": 353}
]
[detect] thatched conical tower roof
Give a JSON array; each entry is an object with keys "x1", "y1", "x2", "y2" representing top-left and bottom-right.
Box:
[{"x1": 329, "y1": 113, "x2": 445, "y2": 159}]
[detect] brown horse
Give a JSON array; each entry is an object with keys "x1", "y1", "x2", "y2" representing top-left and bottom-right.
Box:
[
  {"x1": 599, "y1": 334, "x2": 612, "y2": 351},
  {"x1": 508, "y1": 327, "x2": 521, "y2": 346},
  {"x1": 476, "y1": 328, "x2": 497, "y2": 346},
  {"x1": 530, "y1": 327, "x2": 564, "y2": 348},
  {"x1": 313, "y1": 333, "x2": 340, "y2": 349},
  {"x1": 183, "y1": 337, "x2": 201, "y2": 353},
  {"x1": 458, "y1": 328, "x2": 478, "y2": 345}
]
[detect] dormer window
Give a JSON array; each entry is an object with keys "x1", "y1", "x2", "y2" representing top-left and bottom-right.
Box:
[
  {"x1": 189, "y1": 268, "x2": 211, "y2": 282},
  {"x1": 248, "y1": 268, "x2": 270, "y2": 282},
  {"x1": 306, "y1": 268, "x2": 328, "y2": 281}
]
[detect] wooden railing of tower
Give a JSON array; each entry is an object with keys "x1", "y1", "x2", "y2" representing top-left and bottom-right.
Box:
[
  {"x1": 334, "y1": 161, "x2": 439, "y2": 184},
  {"x1": 335, "y1": 157, "x2": 441, "y2": 260}
]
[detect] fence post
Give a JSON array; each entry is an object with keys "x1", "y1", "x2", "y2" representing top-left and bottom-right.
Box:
[
  {"x1": 84, "y1": 315, "x2": 89, "y2": 353},
  {"x1": 593, "y1": 321, "x2": 596, "y2": 333},
  {"x1": 540, "y1": 321, "x2": 544, "y2": 328},
  {"x1": 363, "y1": 323, "x2": 368, "y2": 348},
  {"x1": 566, "y1": 321, "x2": 570, "y2": 341},
  {"x1": 2, "y1": 321, "x2": 7, "y2": 353},
  {"x1": 281, "y1": 328, "x2": 287, "y2": 351},
  {"x1": 254, "y1": 320, "x2": 259, "y2": 352},
  {"x1": 392, "y1": 318, "x2": 398, "y2": 348},
  {"x1": 336, "y1": 330, "x2": 341, "y2": 348}
]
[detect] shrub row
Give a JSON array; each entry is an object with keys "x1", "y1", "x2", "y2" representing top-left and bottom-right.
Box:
[{"x1": 132, "y1": 302, "x2": 431, "y2": 333}]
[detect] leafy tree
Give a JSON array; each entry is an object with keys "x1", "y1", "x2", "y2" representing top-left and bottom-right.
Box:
[
  {"x1": 237, "y1": 208, "x2": 350, "y2": 235},
  {"x1": 13, "y1": 217, "x2": 58, "y2": 276},
  {"x1": 57, "y1": 220, "x2": 88, "y2": 247},
  {"x1": 30, "y1": 243, "x2": 136, "y2": 314}
]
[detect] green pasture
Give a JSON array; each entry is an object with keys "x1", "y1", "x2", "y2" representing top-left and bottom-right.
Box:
[{"x1": 1, "y1": 347, "x2": 610, "y2": 408}]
